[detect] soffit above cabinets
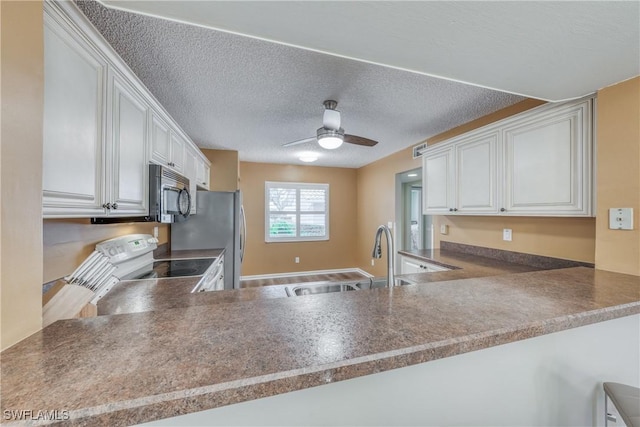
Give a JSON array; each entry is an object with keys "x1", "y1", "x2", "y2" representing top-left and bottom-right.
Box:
[{"x1": 99, "y1": 1, "x2": 640, "y2": 102}]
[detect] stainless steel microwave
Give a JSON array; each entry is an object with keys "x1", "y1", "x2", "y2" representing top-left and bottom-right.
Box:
[{"x1": 149, "y1": 164, "x2": 191, "y2": 223}]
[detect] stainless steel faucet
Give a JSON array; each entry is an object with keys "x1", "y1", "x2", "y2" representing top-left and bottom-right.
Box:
[{"x1": 371, "y1": 225, "x2": 395, "y2": 287}]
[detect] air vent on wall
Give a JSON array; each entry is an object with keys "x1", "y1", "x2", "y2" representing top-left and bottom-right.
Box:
[{"x1": 413, "y1": 143, "x2": 427, "y2": 158}]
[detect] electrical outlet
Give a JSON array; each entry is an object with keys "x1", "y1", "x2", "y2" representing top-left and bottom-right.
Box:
[
  {"x1": 387, "y1": 221, "x2": 393, "y2": 229},
  {"x1": 371, "y1": 259, "x2": 375, "y2": 266},
  {"x1": 440, "y1": 224, "x2": 448, "y2": 235},
  {"x1": 295, "y1": 257, "x2": 300, "y2": 264},
  {"x1": 609, "y1": 208, "x2": 634, "y2": 230},
  {"x1": 503, "y1": 229, "x2": 512, "y2": 241},
  {"x1": 153, "y1": 226, "x2": 159, "y2": 239}
]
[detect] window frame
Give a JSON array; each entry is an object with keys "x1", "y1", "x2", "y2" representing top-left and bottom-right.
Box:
[{"x1": 264, "y1": 181, "x2": 330, "y2": 243}]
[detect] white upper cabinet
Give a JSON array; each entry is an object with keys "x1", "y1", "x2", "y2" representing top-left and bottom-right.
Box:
[
  {"x1": 42, "y1": 1, "x2": 213, "y2": 218},
  {"x1": 150, "y1": 110, "x2": 187, "y2": 174},
  {"x1": 169, "y1": 131, "x2": 186, "y2": 173},
  {"x1": 196, "y1": 157, "x2": 211, "y2": 190},
  {"x1": 150, "y1": 112, "x2": 171, "y2": 166},
  {"x1": 502, "y1": 100, "x2": 592, "y2": 216},
  {"x1": 422, "y1": 97, "x2": 593, "y2": 217},
  {"x1": 455, "y1": 132, "x2": 499, "y2": 214},
  {"x1": 423, "y1": 146, "x2": 454, "y2": 214},
  {"x1": 423, "y1": 131, "x2": 499, "y2": 215},
  {"x1": 43, "y1": 12, "x2": 107, "y2": 217},
  {"x1": 107, "y1": 71, "x2": 149, "y2": 215}
]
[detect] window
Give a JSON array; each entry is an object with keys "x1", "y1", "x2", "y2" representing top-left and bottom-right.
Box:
[{"x1": 265, "y1": 182, "x2": 329, "y2": 242}]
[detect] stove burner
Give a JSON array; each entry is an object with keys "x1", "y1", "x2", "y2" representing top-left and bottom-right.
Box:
[
  {"x1": 123, "y1": 258, "x2": 216, "y2": 280},
  {"x1": 162, "y1": 268, "x2": 199, "y2": 276}
]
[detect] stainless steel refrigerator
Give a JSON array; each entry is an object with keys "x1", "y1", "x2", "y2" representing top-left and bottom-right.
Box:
[{"x1": 171, "y1": 190, "x2": 245, "y2": 290}]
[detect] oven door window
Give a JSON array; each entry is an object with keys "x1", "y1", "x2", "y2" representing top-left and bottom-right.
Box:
[
  {"x1": 163, "y1": 187, "x2": 180, "y2": 214},
  {"x1": 177, "y1": 188, "x2": 191, "y2": 217},
  {"x1": 163, "y1": 187, "x2": 191, "y2": 217}
]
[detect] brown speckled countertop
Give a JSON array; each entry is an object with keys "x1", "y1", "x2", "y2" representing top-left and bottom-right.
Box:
[
  {"x1": 2, "y1": 267, "x2": 640, "y2": 426},
  {"x1": 98, "y1": 246, "x2": 549, "y2": 316}
]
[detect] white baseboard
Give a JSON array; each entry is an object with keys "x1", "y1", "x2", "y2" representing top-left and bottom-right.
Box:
[{"x1": 240, "y1": 268, "x2": 373, "y2": 281}]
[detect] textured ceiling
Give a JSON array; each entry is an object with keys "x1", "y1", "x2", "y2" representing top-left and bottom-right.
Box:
[
  {"x1": 77, "y1": 1, "x2": 528, "y2": 168},
  {"x1": 98, "y1": 1, "x2": 640, "y2": 102}
]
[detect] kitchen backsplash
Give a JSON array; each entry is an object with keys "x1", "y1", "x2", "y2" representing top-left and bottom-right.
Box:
[{"x1": 42, "y1": 219, "x2": 169, "y2": 284}]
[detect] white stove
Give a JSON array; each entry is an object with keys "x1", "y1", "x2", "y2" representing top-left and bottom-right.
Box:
[{"x1": 67, "y1": 235, "x2": 224, "y2": 303}]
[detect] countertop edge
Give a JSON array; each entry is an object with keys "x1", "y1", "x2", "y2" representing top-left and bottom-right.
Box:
[{"x1": 63, "y1": 300, "x2": 640, "y2": 426}]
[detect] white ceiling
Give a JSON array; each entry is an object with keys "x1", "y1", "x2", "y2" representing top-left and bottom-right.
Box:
[{"x1": 78, "y1": 1, "x2": 639, "y2": 168}]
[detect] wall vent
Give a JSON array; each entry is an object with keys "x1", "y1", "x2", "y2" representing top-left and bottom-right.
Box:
[{"x1": 412, "y1": 143, "x2": 427, "y2": 159}]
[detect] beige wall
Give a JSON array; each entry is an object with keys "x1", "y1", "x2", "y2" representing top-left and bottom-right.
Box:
[
  {"x1": 356, "y1": 147, "x2": 421, "y2": 276},
  {"x1": 202, "y1": 149, "x2": 239, "y2": 191},
  {"x1": 240, "y1": 162, "x2": 358, "y2": 275},
  {"x1": 42, "y1": 220, "x2": 169, "y2": 283},
  {"x1": 1, "y1": 1, "x2": 44, "y2": 350},
  {"x1": 436, "y1": 216, "x2": 595, "y2": 262},
  {"x1": 595, "y1": 77, "x2": 640, "y2": 275}
]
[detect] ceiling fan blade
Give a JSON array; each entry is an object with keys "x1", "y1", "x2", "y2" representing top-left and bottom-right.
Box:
[
  {"x1": 344, "y1": 134, "x2": 378, "y2": 147},
  {"x1": 282, "y1": 136, "x2": 316, "y2": 147}
]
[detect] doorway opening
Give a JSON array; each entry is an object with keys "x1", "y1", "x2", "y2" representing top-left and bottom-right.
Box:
[{"x1": 395, "y1": 167, "x2": 433, "y2": 252}]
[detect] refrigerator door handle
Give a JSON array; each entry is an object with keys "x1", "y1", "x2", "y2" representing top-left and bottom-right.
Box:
[{"x1": 240, "y1": 204, "x2": 247, "y2": 263}]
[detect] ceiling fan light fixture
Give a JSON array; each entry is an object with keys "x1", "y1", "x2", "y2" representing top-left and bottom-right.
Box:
[
  {"x1": 317, "y1": 128, "x2": 344, "y2": 150},
  {"x1": 298, "y1": 152, "x2": 319, "y2": 163}
]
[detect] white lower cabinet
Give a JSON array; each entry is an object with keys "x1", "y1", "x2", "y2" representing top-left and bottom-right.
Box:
[
  {"x1": 422, "y1": 97, "x2": 593, "y2": 217},
  {"x1": 399, "y1": 255, "x2": 449, "y2": 274}
]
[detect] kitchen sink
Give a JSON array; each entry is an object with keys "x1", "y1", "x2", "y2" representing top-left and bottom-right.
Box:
[
  {"x1": 285, "y1": 281, "x2": 361, "y2": 297},
  {"x1": 369, "y1": 277, "x2": 417, "y2": 288},
  {"x1": 285, "y1": 277, "x2": 418, "y2": 297}
]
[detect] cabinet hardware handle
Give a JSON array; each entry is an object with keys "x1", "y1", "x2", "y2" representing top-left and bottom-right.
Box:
[
  {"x1": 102, "y1": 203, "x2": 110, "y2": 209},
  {"x1": 500, "y1": 208, "x2": 506, "y2": 212},
  {"x1": 453, "y1": 208, "x2": 458, "y2": 212},
  {"x1": 449, "y1": 208, "x2": 454, "y2": 212},
  {"x1": 111, "y1": 202, "x2": 118, "y2": 210}
]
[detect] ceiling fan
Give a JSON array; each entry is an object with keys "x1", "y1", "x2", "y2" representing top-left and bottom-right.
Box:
[{"x1": 282, "y1": 100, "x2": 379, "y2": 150}]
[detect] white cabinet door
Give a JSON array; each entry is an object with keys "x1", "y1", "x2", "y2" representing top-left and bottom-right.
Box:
[
  {"x1": 400, "y1": 256, "x2": 450, "y2": 274},
  {"x1": 400, "y1": 256, "x2": 423, "y2": 274},
  {"x1": 169, "y1": 131, "x2": 185, "y2": 172},
  {"x1": 455, "y1": 132, "x2": 499, "y2": 214},
  {"x1": 423, "y1": 147, "x2": 454, "y2": 214},
  {"x1": 42, "y1": 15, "x2": 107, "y2": 217},
  {"x1": 150, "y1": 112, "x2": 171, "y2": 166},
  {"x1": 184, "y1": 145, "x2": 198, "y2": 214},
  {"x1": 196, "y1": 157, "x2": 211, "y2": 190},
  {"x1": 107, "y1": 72, "x2": 149, "y2": 215},
  {"x1": 502, "y1": 100, "x2": 592, "y2": 216}
]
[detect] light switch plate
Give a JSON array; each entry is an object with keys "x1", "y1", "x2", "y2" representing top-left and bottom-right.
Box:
[
  {"x1": 609, "y1": 208, "x2": 634, "y2": 230},
  {"x1": 503, "y1": 229, "x2": 512, "y2": 241},
  {"x1": 440, "y1": 224, "x2": 448, "y2": 235}
]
